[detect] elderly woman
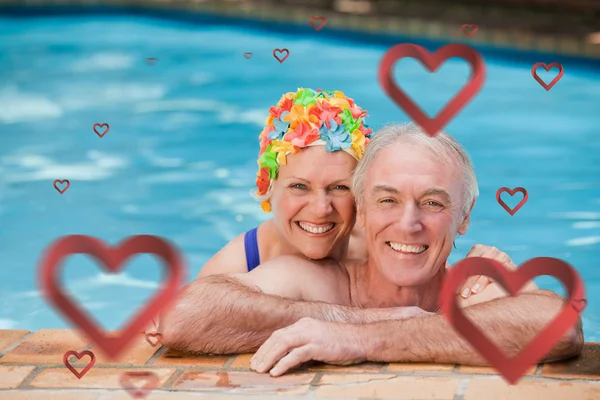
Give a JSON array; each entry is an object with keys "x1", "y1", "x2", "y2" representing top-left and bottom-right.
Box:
[{"x1": 196, "y1": 88, "x2": 504, "y2": 296}]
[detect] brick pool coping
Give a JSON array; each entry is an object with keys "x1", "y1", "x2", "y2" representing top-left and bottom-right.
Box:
[
  {"x1": 1, "y1": 0, "x2": 600, "y2": 60},
  {"x1": 0, "y1": 329, "x2": 599, "y2": 399}
]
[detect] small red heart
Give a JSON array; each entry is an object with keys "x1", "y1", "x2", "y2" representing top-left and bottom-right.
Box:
[
  {"x1": 38, "y1": 235, "x2": 186, "y2": 361},
  {"x1": 53, "y1": 179, "x2": 70, "y2": 194},
  {"x1": 378, "y1": 43, "x2": 485, "y2": 137},
  {"x1": 145, "y1": 331, "x2": 163, "y2": 347},
  {"x1": 441, "y1": 256, "x2": 585, "y2": 385},
  {"x1": 273, "y1": 48, "x2": 290, "y2": 63},
  {"x1": 243, "y1": 52, "x2": 253, "y2": 59},
  {"x1": 531, "y1": 62, "x2": 564, "y2": 91},
  {"x1": 461, "y1": 24, "x2": 479, "y2": 37},
  {"x1": 571, "y1": 298, "x2": 587, "y2": 313},
  {"x1": 93, "y1": 123, "x2": 110, "y2": 138},
  {"x1": 496, "y1": 187, "x2": 528, "y2": 216},
  {"x1": 119, "y1": 371, "x2": 159, "y2": 399},
  {"x1": 308, "y1": 16, "x2": 327, "y2": 31},
  {"x1": 63, "y1": 350, "x2": 95, "y2": 379}
]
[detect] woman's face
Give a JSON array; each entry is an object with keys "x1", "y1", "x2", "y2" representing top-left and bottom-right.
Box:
[{"x1": 269, "y1": 146, "x2": 358, "y2": 260}]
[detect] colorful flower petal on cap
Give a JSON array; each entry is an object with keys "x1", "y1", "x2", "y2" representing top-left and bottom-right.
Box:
[
  {"x1": 271, "y1": 140, "x2": 298, "y2": 166},
  {"x1": 309, "y1": 101, "x2": 342, "y2": 129},
  {"x1": 256, "y1": 167, "x2": 271, "y2": 195},
  {"x1": 294, "y1": 88, "x2": 319, "y2": 106},
  {"x1": 285, "y1": 122, "x2": 320, "y2": 147},
  {"x1": 320, "y1": 119, "x2": 352, "y2": 152},
  {"x1": 284, "y1": 103, "x2": 320, "y2": 130},
  {"x1": 258, "y1": 150, "x2": 279, "y2": 179},
  {"x1": 269, "y1": 112, "x2": 291, "y2": 140}
]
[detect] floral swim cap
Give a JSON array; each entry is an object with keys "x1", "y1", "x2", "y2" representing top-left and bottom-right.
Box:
[{"x1": 256, "y1": 88, "x2": 373, "y2": 212}]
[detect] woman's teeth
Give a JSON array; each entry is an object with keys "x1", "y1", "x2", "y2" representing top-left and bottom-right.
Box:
[
  {"x1": 387, "y1": 242, "x2": 429, "y2": 254},
  {"x1": 297, "y1": 222, "x2": 335, "y2": 234}
]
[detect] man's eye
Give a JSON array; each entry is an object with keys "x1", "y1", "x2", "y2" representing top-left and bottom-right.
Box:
[
  {"x1": 425, "y1": 201, "x2": 443, "y2": 207},
  {"x1": 379, "y1": 198, "x2": 395, "y2": 204}
]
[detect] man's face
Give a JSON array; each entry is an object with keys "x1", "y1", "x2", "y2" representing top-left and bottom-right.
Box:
[{"x1": 358, "y1": 140, "x2": 472, "y2": 286}]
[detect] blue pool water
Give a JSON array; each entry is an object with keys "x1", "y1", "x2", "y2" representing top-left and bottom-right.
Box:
[{"x1": 0, "y1": 8, "x2": 599, "y2": 341}]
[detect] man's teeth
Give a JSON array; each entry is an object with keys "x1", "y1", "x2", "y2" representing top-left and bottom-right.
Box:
[
  {"x1": 388, "y1": 242, "x2": 428, "y2": 254},
  {"x1": 298, "y1": 222, "x2": 335, "y2": 234}
]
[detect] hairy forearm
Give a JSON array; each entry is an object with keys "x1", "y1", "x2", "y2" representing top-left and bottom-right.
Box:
[
  {"x1": 363, "y1": 290, "x2": 584, "y2": 365},
  {"x1": 160, "y1": 275, "x2": 379, "y2": 354}
]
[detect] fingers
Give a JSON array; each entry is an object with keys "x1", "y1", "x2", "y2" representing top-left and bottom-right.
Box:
[
  {"x1": 460, "y1": 275, "x2": 481, "y2": 298},
  {"x1": 251, "y1": 328, "x2": 306, "y2": 374},
  {"x1": 465, "y1": 244, "x2": 485, "y2": 258},
  {"x1": 269, "y1": 345, "x2": 316, "y2": 377}
]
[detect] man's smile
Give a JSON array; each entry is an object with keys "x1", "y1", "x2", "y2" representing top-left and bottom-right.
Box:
[{"x1": 386, "y1": 242, "x2": 429, "y2": 254}]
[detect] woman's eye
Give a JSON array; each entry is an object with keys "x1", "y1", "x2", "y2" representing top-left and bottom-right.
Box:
[
  {"x1": 290, "y1": 183, "x2": 307, "y2": 190},
  {"x1": 333, "y1": 185, "x2": 350, "y2": 191}
]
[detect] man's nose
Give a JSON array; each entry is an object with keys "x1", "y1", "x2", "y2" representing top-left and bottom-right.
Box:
[
  {"x1": 309, "y1": 191, "x2": 333, "y2": 217},
  {"x1": 396, "y1": 204, "x2": 422, "y2": 233}
]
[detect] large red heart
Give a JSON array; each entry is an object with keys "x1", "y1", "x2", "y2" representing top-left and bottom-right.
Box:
[
  {"x1": 441, "y1": 257, "x2": 584, "y2": 384},
  {"x1": 39, "y1": 235, "x2": 186, "y2": 361},
  {"x1": 119, "y1": 371, "x2": 159, "y2": 399},
  {"x1": 63, "y1": 350, "x2": 95, "y2": 379},
  {"x1": 378, "y1": 43, "x2": 485, "y2": 137}
]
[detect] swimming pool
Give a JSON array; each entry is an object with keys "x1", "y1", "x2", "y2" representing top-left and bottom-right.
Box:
[{"x1": 0, "y1": 7, "x2": 599, "y2": 341}]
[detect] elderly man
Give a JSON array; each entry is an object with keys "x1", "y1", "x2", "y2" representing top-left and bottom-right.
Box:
[{"x1": 160, "y1": 123, "x2": 583, "y2": 376}]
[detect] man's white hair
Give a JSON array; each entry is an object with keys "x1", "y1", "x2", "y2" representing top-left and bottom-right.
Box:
[{"x1": 351, "y1": 122, "x2": 479, "y2": 218}]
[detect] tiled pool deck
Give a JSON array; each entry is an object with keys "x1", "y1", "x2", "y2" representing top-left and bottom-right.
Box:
[
  {"x1": 1, "y1": 0, "x2": 599, "y2": 59},
  {"x1": 0, "y1": 329, "x2": 599, "y2": 399}
]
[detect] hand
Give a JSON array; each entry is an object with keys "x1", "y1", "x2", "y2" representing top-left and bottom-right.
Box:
[
  {"x1": 250, "y1": 317, "x2": 366, "y2": 377},
  {"x1": 459, "y1": 244, "x2": 517, "y2": 299}
]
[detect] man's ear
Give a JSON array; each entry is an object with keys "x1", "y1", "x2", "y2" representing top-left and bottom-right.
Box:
[{"x1": 457, "y1": 198, "x2": 476, "y2": 235}]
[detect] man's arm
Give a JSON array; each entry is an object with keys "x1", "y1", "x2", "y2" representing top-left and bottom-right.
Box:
[
  {"x1": 160, "y1": 256, "x2": 396, "y2": 354},
  {"x1": 362, "y1": 290, "x2": 583, "y2": 364}
]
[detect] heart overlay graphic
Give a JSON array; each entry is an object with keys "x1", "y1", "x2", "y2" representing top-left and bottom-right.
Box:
[
  {"x1": 54, "y1": 179, "x2": 70, "y2": 194},
  {"x1": 378, "y1": 43, "x2": 485, "y2": 137},
  {"x1": 531, "y1": 62, "x2": 564, "y2": 91},
  {"x1": 441, "y1": 257, "x2": 585, "y2": 385},
  {"x1": 571, "y1": 298, "x2": 587, "y2": 313},
  {"x1": 119, "y1": 371, "x2": 159, "y2": 399},
  {"x1": 145, "y1": 331, "x2": 163, "y2": 347},
  {"x1": 39, "y1": 235, "x2": 186, "y2": 361},
  {"x1": 93, "y1": 123, "x2": 110, "y2": 138},
  {"x1": 461, "y1": 24, "x2": 478, "y2": 37},
  {"x1": 496, "y1": 187, "x2": 528, "y2": 216},
  {"x1": 273, "y1": 48, "x2": 290, "y2": 63},
  {"x1": 144, "y1": 58, "x2": 158, "y2": 66},
  {"x1": 243, "y1": 52, "x2": 253, "y2": 59},
  {"x1": 63, "y1": 350, "x2": 96, "y2": 379},
  {"x1": 309, "y1": 16, "x2": 327, "y2": 31}
]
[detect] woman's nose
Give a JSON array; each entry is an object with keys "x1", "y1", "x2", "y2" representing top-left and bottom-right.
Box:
[{"x1": 309, "y1": 191, "x2": 333, "y2": 216}]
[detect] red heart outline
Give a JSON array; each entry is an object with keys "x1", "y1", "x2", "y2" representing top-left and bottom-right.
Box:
[
  {"x1": 119, "y1": 371, "x2": 159, "y2": 398},
  {"x1": 63, "y1": 350, "x2": 96, "y2": 379},
  {"x1": 461, "y1": 24, "x2": 479, "y2": 37},
  {"x1": 441, "y1": 256, "x2": 584, "y2": 384},
  {"x1": 39, "y1": 235, "x2": 186, "y2": 361},
  {"x1": 53, "y1": 179, "x2": 71, "y2": 194},
  {"x1": 145, "y1": 331, "x2": 163, "y2": 347},
  {"x1": 378, "y1": 43, "x2": 485, "y2": 137},
  {"x1": 93, "y1": 123, "x2": 110, "y2": 138},
  {"x1": 571, "y1": 298, "x2": 587, "y2": 313},
  {"x1": 273, "y1": 48, "x2": 290, "y2": 63},
  {"x1": 308, "y1": 16, "x2": 327, "y2": 31},
  {"x1": 496, "y1": 187, "x2": 528, "y2": 216},
  {"x1": 531, "y1": 62, "x2": 564, "y2": 91}
]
